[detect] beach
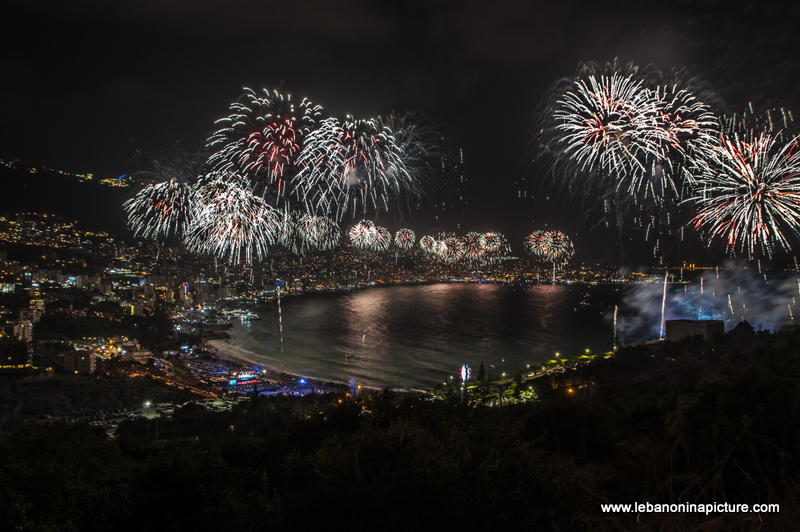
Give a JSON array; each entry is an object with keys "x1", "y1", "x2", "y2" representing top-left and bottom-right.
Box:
[{"x1": 204, "y1": 338, "x2": 350, "y2": 395}]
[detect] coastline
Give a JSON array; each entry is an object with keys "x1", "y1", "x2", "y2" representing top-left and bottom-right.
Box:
[
  {"x1": 204, "y1": 338, "x2": 261, "y2": 369},
  {"x1": 205, "y1": 338, "x2": 354, "y2": 394},
  {"x1": 204, "y1": 338, "x2": 424, "y2": 394},
  {"x1": 207, "y1": 335, "x2": 588, "y2": 396},
  {"x1": 204, "y1": 338, "x2": 304, "y2": 381}
]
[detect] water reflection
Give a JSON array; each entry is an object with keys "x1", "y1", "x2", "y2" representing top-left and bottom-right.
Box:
[{"x1": 215, "y1": 283, "x2": 618, "y2": 389}]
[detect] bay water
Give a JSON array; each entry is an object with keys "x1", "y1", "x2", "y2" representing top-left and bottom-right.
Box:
[{"x1": 210, "y1": 282, "x2": 622, "y2": 390}]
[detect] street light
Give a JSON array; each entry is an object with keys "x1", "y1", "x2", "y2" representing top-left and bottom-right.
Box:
[{"x1": 143, "y1": 401, "x2": 151, "y2": 438}]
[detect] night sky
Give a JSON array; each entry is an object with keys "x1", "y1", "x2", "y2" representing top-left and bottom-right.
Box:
[{"x1": 4, "y1": 0, "x2": 800, "y2": 264}]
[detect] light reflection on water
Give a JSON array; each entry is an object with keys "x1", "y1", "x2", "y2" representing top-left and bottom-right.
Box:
[{"x1": 211, "y1": 283, "x2": 619, "y2": 390}]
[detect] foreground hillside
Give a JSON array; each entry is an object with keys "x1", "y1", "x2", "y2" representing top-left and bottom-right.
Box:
[{"x1": 1, "y1": 322, "x2": 798, "y2": 531}]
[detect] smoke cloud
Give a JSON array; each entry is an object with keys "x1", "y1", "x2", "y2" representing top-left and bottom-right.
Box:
[{"x1": 616, "y1": 261, "x2": 800, "y2": 346}]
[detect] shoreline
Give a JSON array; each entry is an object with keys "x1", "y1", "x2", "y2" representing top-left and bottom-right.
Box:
[
  {"x1": 205, "y1": 338, "x2": 317, "y2": 382},
  {"x1": 205, "y1": 339, "x2": 423, "y2": 394},
  {"x1": 220, "y1": 278, "x2": 629, "y2": 306}
]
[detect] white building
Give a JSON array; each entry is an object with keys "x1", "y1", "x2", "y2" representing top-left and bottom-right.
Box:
[{"x1": 13, "y1": 320, "x2": 32, "y2": 341}]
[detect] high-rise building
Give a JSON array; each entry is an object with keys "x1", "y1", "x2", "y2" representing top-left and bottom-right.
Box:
[
  {"x1": 63, "y1": 350, "x2": 95, "y2": 375},
  {"x1": 13, "y1": 320, "x2": 32, "y2": 341},
  {"x1": 0, "y1": 339, "x2": 32, "y2": 369}
]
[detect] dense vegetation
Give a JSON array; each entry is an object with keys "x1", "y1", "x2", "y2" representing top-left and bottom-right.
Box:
[
  {"x1": 0, "y1": 366, "x2": 196, "y2": 418},
  {"x1": 1, "y1": 322, "x2": 798, "y2": 530}
]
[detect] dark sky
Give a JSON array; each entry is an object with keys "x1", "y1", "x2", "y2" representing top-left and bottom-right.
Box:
[{"x1": 3, "y1": 0, "x2": 800, "y2": 264}]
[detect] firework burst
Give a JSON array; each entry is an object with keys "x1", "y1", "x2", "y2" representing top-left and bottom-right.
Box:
[
  {"x1": 280, "y1": 212, "x2": 341, "y2": 254},
  {"x1": 124, "y1": 179, "x2": 195, "y2": 239},
  {"x1": 652, "y1": 85, "x2": 719, "y2": 162},
  {"x1": 348, "y1": 220, "x2": 392, "y2": 252},
  {"x1": 294, "y1": 116, "x2": 417, "y2": 220},
  {"x1": 433, "y1": 239, "x2": 449, "y2": 259},
  {"x1": 479, "y1": 232, "x2": 511, "y2": 265},
  {"x1": 378, "y1": 112, "x2": 449, "y2": 204},
  {"x1": 534, "y1": 61, "x2": 721, "y2": 263},
  {"x1": 394, "y1": 228, "x2": 416, "y2": 251},
  {"x1": 372, "y1": 225, "x2": 392, "y2": 252},
  {"x1": 689, "y1": 108, "x2": 800, "y2": 258},
  {"x1": 646, "y1": 83, "x2": 720, "y2": 196},
  {"x1": 554, "y1": 70, "x2": 661, "y2": 185},
  {"x1": 183, "y1": 173, "x2": 283, "y2": 264},
  {"x1": 458, "y1": 232, "x2": 485, "y2": 265},
  {"x1": 525, "y1": 230, "x2": 575, "y2": 263},
  {"x1": 127, "y1": 90, "x2": 451, "y2": 261},
  {"x1": 207, "y1": 88, "x2": 322, "y2": 192},
  {"x1": 419, "y1": 235, "x2": 436, "y2": 253},
  {"x1": 296, "y1": 214, "x2": 341, "y2": 251},
  {"x1": 124, "y1": 146, "x2": 205, "y2": 240},
  {"x1": 438, "y1": 233, "x2": 463, "y2": 263}
]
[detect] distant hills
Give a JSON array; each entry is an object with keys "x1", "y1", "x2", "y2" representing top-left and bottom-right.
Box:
[{"x1": 0, "y1": 164, "x2": 134, "y2": 238}]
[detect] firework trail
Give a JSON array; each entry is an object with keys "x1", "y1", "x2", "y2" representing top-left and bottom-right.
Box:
[
  {"x1": 207, "y1": 88, "x2": 322, "y2": 194},
  {"x1": 660, "y1": 270, "x2": 668, "y2": 339},
  {"x1": 183, "y1": 173, "x2": 283, "y2": 264},
  {"x1": 277, "y1": 285, "x2": 283, "y2": 352},
  {"x1": 688, "y1": 107, "x2": 800, "y2": 258}
]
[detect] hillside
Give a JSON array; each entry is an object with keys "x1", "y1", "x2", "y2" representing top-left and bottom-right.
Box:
[
  {"x1": 0, "y1": 164, "x2": 132, "y2": 237},
  {"x1": 0, "y1": 322, "x2": 797, "y2": 530}
]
